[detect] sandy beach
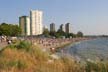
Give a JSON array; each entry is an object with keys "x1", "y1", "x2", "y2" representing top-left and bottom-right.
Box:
[{"x1": 26, "y1": 37, "x2": 91, "y2": 52}]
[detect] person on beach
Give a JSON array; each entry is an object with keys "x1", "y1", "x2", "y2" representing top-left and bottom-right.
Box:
[
  {"x1": 50, "y1": 47, "x2": 55, "y2": 53},
  {"x1": 6, "y1": 38, "x2": 12, "y2": 44}
]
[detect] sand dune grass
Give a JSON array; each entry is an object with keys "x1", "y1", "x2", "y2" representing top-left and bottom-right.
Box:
[{"x1": 0, "y1": 40, "x2": 108, "y2": 72}]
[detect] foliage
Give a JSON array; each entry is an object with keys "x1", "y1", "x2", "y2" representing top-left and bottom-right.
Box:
[
  {"x1": 69, "y1": 33, "x2": 76, "y2": 38},
  {"x1": 57, "y1": 29, "x2": 65, "y2": 36},
  {"x1": 85, "y1": 61, "x2": 108, "y2": 72},
  {"x1": 42, "y1": 25, "x2": 84, "y2": 38},
  {"x1": 0, "y1": 23, "x2": 21, "y2": 36},
  {"x1": 49, "y1": 30, "x2": 76, "y2": 38},
  {"x1": 16, "y1": 40, "x2": 31, "y2": 51},
  {"x1": 43, "y1": 28, "x2": 50, "y2": 37},
  {"x1": 49, "y1": 31, "x2": 56, "y2": 36},
  {"x1": 76, "y1": 31, "x2": 83, "y2": 37}
]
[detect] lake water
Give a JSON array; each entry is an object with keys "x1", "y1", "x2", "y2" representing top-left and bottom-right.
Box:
[{"x1": 61, "y1": 38, "x2": 108, "y2": 61}]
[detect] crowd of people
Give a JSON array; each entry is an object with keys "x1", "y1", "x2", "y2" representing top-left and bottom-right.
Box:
[
  {"x1": 26, "y1": 37, "x2": 90, "y2": 52},
  {"x1": 0, "y1": 35, "x2": 91, "y2": 53},
  {"x1": 0, "y1": 35, "x2": 12, "y2": 44}
]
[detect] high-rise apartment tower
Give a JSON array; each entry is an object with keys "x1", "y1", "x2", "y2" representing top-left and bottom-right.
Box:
[
  {"x1": 30, "y1": 10, "x2": 43, "y2": 35},
  {"x1": 60, "y1": 24, "x2": 65, "y2": 32},
  {"x1": 19, "y1": 16, "x2": 30, "y2": 36},
  {"x1": 50, "y1": 23, "x2": 55, "y2": 32},
  {"x1": 65, "y1": 23, "x2": 72, "y2": 33}
]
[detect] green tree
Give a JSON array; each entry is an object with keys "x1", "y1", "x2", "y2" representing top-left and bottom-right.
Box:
[
  {"x1": 0, "y1": 23, "x2": 10, "y2": 36},
  {"x1": 0, "y1": 23, "x2": 21, "y2": 36},
  {"x1": 11, "y1": 25, "x2": 21, "y2": 36},
  {"x1": 57, "y1": 29, "x2": 65, "y2": 36},
  {"x1": 43, "y1": 28, "x2": 50, "y2": 37},
  {"x1": 76, "y1": 31, "x2": 83, "y2": 37},
  {"x1": 64, "y1": 33, "x2": 70, "y2": 38},
  {"x1": 49, "y1": 31, "x2": 56, "y2": 36},
  {"x1": 69, "y1": 33, "x2": 76, "y2": 38}
]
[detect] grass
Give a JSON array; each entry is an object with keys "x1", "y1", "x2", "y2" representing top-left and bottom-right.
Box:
[{"x1": 0, "y1": 40, "x2": 108, "y2": 72}]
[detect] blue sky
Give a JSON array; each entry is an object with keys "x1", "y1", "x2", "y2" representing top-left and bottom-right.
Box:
[{"x1": 0, "y1": 0, "x2": 108, "y2": 35}]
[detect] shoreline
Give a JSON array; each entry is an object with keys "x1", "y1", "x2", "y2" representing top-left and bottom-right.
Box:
[
  {"x1": 52, "y1": 38, "x2": 97, "y2": 62},
  {"x1": 26, "y1": 37, "x2": 95, "y2": 54},
  {"x1": 55, "y1": 38, "x2": 108, "y2": 62},
  {"x1": 54, "y1": 37, "x2": 93, "y2": 53}
]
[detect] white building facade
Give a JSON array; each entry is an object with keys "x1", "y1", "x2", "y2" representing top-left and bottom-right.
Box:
[{"x1": 30, "y1": 10, "x2": 43, "y2": 35}]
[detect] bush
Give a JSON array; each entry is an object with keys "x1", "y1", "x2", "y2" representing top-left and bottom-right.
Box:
[
  {"x1": 85, "y1": 61, "x2": 108, "y2": 72},
  {"x1": 16, "y1": 40, "x2": 32, "y2": 51}
]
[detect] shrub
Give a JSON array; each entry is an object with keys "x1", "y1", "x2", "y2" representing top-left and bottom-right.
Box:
[
  {"x1": 16, "y1": 40, "x2": 32, "y2": 51},
  {"x1": 60, "y1": 57, "x2": 83, "y2": 72},
  {"x1": 85, "y1": 61, "x2": 108, "y2": 72}
]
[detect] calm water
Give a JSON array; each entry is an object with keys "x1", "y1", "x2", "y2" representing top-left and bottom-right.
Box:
[{"x1": 62, "y1": 38, "x2": 108, "y2": 61}]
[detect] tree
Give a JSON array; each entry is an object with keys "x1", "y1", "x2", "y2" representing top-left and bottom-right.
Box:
[
  {"x1": 0, "y1": 23, "x2": 21, "y2": 36},
  {"x1": 57, "y1": 29, "x2": 65, "y2": 36},
  {"x1": 10, "y1": 25, "x2": 21, "y2": 36},
  {"x1": 76, "y1": 31, "x2": 83, "y2": 37},
  {"x1": 64, "y1": 33, "x2": 70, "y2": 38},
  {"x1": 43, "y1": 28, "x2": 50, "y2": 37},
  {"x1": 69, "y1": 33, "x2": 76, "y2": 38},
  {"x1": 49, "y1": 31, "x2": 56, "y2": 36},
  {"x1": 0, "y1": 23, "x2": 10, "y2": 36}
]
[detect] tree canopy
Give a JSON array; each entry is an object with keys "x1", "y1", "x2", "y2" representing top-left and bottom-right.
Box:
[
  {"x1": 76, "y1": 31, "x2": 83, "y2": 37},
  {"x1": 43, "y1": 28, "x2": 50, "y2": 37},
  {"x1": 0, "y1": 23, "x2": 21, "y2": 36}
]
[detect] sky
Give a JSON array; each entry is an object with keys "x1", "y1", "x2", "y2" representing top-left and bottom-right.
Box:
[{"x1": 0, "y1": 0, "x2": 108, "y2": 35}]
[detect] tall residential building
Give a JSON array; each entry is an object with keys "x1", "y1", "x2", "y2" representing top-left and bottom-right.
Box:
[
  {"x1": 60, "y1": 24, "x2": 65, "y2": 32},
  {"x1": 30, "y1": 10, "x2": 43, "y2": 35},
  {"x1": 50, "y1": 23, "x2": 55, "y2": 32},
  {"x1": 19, "y1": 16, "x2": 30, "y2": 36},
  {"x1": 65, "y1": 23, "x2": 72, "y2": 33}
]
